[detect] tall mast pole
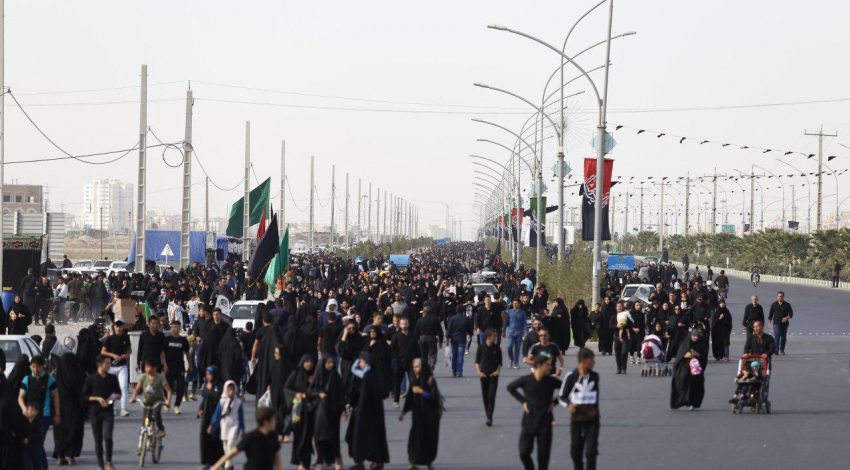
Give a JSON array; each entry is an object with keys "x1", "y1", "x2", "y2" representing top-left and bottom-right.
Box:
[
  {"x1": 134, "y1": 65, "x2": 148, "y2": 273},
  {"x1": 179, "y1": 88, "x2": 193, "y2": 267}
]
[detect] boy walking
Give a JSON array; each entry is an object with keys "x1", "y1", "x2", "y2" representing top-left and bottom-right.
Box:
[
  {"x1": 474, "y1": 328, "x2": 502, "y2": 426},
  {"x1": 507, "y1": 355, "x2": 562, "y2": 470},
  {"x1": 211, "y1": 407, "x2": 282, "y2": 470},
  {"x1": 560, "y1": 348, "x2": 601, "y2": 470}
]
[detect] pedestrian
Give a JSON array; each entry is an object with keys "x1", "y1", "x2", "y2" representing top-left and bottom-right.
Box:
[
  {"x1": 503, "y1": 299, "x2": 528, "y2": 369},
  {"x1": 52, "y1": 352, "x2": 86, "y2": 466},
  {"x1": 311, "y1": 356, "x2": 345, "y2": 470},
  {"x1": 346, "y1": 352, "x2": 390, "y2": 470},
  {"x1": 164, "y1": 320, "x2": 192, "y2": 415},
  {"x1": 199, "y1": 366, "x2": 225, "y2": 467},
  {"x1": 832, "y1": 258, "x2": 842, "y2": 288},
  {"x1": 414, "y1": 305, "x2": 443, "y2": 371},
  {"x1": 390, "y1": 317, "x2": 420, "y2": 407},
  {"x1": 100, "y1": 318, "x2": 132, "y2": 416},
  {"x1": 209, "y1": 380, "x2": 245, "y2": 470},
  {"x1": 137, "y1": 315, "x2": 168, "y2": 373},
  {"x1": 8, "y1": 295, "x2": 32, "y2": 335},
  {"x1": 474, "y1": 328, "x2": 502, "y2": 426},
  {"x1": 22, "y1": 402, "x2": 45, "y2": 470},
  {"x1": 767, "y1": 291, "x2": 793, "y2": 355},
  {"x1": 210, "y1": 406, "x2": 282, "y2": 470},
  {"x1": 446, "y1": 304, "x2": 473, "y2": 378},
  {"x1": 709, "y1": 299, "x2": 732, "y2": 362},
  {"x1": 16, "y1": 355, "x2": 60, "y2": 470},
  {"x1": 285, "y1": 355, "x2": 317, "y2": 469},
  {"x1": 399, "y1": 358, "x2": 443, "y2": 469},
  {"x1": 82, "y1": 354, "x2": 121, "y2": 470},
  {"x1": 570, "y1": 300, "x2": 588, "y2": 349},
  {"x1": 507, "y1": 354, "x2": 562, "y2": 470},
  {"x1": 559, "y1": 348, "x2": 600, "y2": 470},
  {"x1": 743, "y1": 321, "x2": 776, "y2": 359},
  {"x1": 549, "y1": 298, "x2": 571, "y2": 353},
  {"x1": 610, "y1": 302, "x2": 632, "y2": 374},
  {"x1": 670, "y1": 329, "x2": 707, "y2": 411},
  {"x1": 742, "y1": 295, "x2": 764, "y2": 349}
]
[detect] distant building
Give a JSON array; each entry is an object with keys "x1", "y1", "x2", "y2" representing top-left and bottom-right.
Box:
[
  {"x1": 2, "y1": 183, "x2": 43, "y2": 213},
  {"x1": 82, "y1": 179, "x2": 134, "y2": 232}
]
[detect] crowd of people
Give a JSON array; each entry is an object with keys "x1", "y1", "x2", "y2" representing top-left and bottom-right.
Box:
[{"x1": 0, "y1": 241, "x2": 797, "y2": 470}]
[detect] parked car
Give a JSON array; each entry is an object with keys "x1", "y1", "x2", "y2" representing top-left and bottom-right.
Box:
[
  {"x1": 91, "y1": 260, "x2": 128, "y2": 277},
  {"x1": 619, "y1": 283, "x2": 655, "y2": 304},
  {"x1": 1, "y1": 335, "x2": 43, "y2": 376},
  {"x1": 225, "y1": 300, "x2": 267, "y2": 334},
  {"x1": 471, "y1": 283, "x2": 499, "y2": 305},
  {"x1": 65, "y1": 260, "x2": 95, "y2": 276}
]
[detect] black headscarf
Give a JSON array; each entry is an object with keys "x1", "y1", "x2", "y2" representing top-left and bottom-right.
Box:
[
  {"x1": 284, "y1": 354, "x2": 316, "y2": 403},
  {"x1": 7, "y1": 355, "x2": 29, "y2": 392},
  {"x1": 217, "y1": 329, "x2": 244, "y2": 384},
  {"x1": 76, "y1": 329, "x2": 98, "y2": 375}
]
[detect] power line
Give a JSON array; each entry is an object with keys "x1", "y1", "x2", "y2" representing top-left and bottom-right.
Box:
[
  {"x1": 147, "y1": 127, "x2": 186, "y2": 168},
  {"x1": 194, "y1": 97, "x2": 531, "y2": 115},
  {"x1": 191, "y1": 148, "x2": 245, "y2": 192},
  {"x1": 7, "y1": 97, "x2": 184, "y2": 107},
  {"x1": 285, "y1": 176, "x2": 308, "y2": 212},
  {"x1": 13, "y1": 80, "x2": 186, "y2": 96}
]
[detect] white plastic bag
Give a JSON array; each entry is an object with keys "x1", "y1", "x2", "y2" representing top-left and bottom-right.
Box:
[
  {"x1": 444, "y1": 344, "x2": 453, "y2": 368},
  {"x1": 258, "y1": 390, "x2": 272, "y2": 408}
]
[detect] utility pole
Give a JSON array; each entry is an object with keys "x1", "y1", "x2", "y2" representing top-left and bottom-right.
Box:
[
  {"x1": 383, "y1": 191, "x2": 387, "y2": 243},
  {"x1": 639, "y1": 187, "x2": 644, "y2": 232},
  {"x1": 791, "y1": 184, "x2": 797, "y2": 223},
  {"x1": 357, "y1": 179, "x2": 361, "y2": 242},
  {"x1": 134, "y1": 64, "x2": 148, "y2": 274},
  {"x1": 684, "y1": 173, "x2": 690, "y2": 234},
  {"x1": 658, "y1": 183, "x2": 665, "y2": 252},
  {"x1": 100, "y1": 207, "x2": 104, "y2": 260},
  {"x1": 330, "y1": 165, "x2": 335, "y2": 247},
  {"x1": 344, "y1": 173, "x2": 349, "y2": 247},
  {"x1": 624, "y1": 192, "x2": 629, "y2": 234},
  {"x1": 284, "y1": 140, "x2": 290, "y2": 236},
  {"x1": 368, "y1": 183, "x2": 372, "y2": 243},
  {"x1": 750, "y1": 167, "x2": 754, "y2": 233},
  {"x1": 712, "y1": 169, "x2": 718, "y2": 234},
  {"x1": 0, "y1": 0, "x2": 4, "y2": 287},
  {"x1": 180, "y1": 88, "x2": 193, "y2": 267},
  {"x1": 309, "y1": 156, "x2": 315, "y2": 250},
  {"x1": 243, "y1": 122, "x2": 251, "y2": 261},
  {"x1": 804, "y1": 127, "x2": 837, "y2": 230},
  {"x1": 204, "y1": 177, "x2": 209, "y2": 232},
  {"x1": 376, "y1": 187, "x2": 381, "y2": 244}
]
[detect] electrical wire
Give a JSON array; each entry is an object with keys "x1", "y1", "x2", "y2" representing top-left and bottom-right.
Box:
[
  {"x1": 8, "y1": 98, "x2": 184, "y2": 107},
  {"x1": 191, "y1": 148, "x2": 245, "y2": 192},
  {"x1": 315, "y1": 186, "x2": 330, "y2": 208},
  {"x1": 14, "y1": 80, "x2": 186, "y2": 96},
  {"x1": 147, "y1": 127, "x2": 186, "y2": 168},
  {"x1": 194, "y1": 97, "x2": 531, "y2": 115},
  {"x1": 285, "y1": 176, "x2": 308, "y2": 212}
]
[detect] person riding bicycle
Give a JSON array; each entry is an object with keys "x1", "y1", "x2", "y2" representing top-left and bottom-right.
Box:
[
  {"x1": 130, "y1": 358, "x2": 173, "y2": 441},
  {"x1": 714, "y1": 270, "x2": 730, "y2": 297}
]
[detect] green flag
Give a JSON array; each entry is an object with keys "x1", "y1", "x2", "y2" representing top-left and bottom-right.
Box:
[
  {"x1": 264, "y1": 226, "x2": 290, "y2": 290},
  {"x1": 250, "y1": 178, "x2": 271, "y2": 225},
  {"x1": 224, "y1": 178, "x2": 272, "y2": 238},
  {"x1": 226, "y1": 198, "x2": 244, "y2": 238},
  {"x1": 530, "y1": 197, "x2": 547, "y2": 224}
]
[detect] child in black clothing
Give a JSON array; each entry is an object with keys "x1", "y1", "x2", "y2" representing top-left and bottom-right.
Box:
[
  {"x1": 210, "y1": 406, "x2": 282, "y2": 470},
  {"x1": 507, "y1": 354, "x2": 562, "y2": 470},
  {"x1": 22, "y1": 403, "x2": 44, "y2": 470}
]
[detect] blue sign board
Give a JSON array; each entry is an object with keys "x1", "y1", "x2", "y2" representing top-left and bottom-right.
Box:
[
  {"x1": 435, "y1": 238, "x2": 452, "y2": 245},
  {"x1": 606, "y1": 253, "x2": 634, "y2": 271},
  {"x1": 389, "y1": 254, "x2": 411, "y2": 266}
]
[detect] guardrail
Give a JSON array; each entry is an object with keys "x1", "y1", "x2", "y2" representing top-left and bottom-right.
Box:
[{"x1": 634, "y1": 256, "x2": 849, "y2": 291}]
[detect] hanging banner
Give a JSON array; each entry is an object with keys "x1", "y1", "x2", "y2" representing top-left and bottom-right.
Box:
[
  {"x1": 529, "y1": 197, "x2": 547, "y2": 247},
  {"x1": 581, "y1": 158, "x2": 613, "y2": 241},
  {"x1": 511, "y1": 207, "x2": 523, "y2": 243}
]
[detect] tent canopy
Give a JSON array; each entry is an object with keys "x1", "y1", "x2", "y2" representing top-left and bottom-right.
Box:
[{"x1": 128, "y1": 230, "x2": 229, "y2": 263}]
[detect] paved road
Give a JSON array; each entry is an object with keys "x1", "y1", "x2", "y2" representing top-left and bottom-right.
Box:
[{"x1": 35, "y1": 272, "x2": 850, "y2": 469}]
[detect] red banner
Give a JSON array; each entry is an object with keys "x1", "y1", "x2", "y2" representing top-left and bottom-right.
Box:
[
  {"x1": 583, "y1": 158, "x2": 614, "y2": 208},
  {"x1": 511, "y1": 207, "x2": 523, "y2": 227}
]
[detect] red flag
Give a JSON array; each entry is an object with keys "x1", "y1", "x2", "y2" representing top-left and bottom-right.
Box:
[{"x1": 256, "y1": 205, "x2": 267, "y2": 240}]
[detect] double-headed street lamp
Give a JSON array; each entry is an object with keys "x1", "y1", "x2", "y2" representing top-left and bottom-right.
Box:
[{"x1": 488, "y1": 0, "x2": 617, "y2": 304}]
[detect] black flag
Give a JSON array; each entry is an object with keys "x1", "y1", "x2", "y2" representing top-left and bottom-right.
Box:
[{"x1": 247, "y1": 212, "x2": 279, "y2": 287}]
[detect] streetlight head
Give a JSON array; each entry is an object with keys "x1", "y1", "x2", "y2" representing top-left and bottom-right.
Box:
[
  {"x1": 473, "y1": 82, "x2": 490, "y2": 89},
  {"x1": 471, "y1": 118, "x2": 484, "y2": 123},
  {"x1": 624, "y1": 31, "x2": 637, "y2": 36},
  {"x1": 487, "y1": 24, "x2": 508, "y2": 31}
]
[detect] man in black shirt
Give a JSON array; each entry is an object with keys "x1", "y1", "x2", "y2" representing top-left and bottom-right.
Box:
[
  {"x1": 211, "y1": 406, "x2": 281, "y2": 470},
  {"x1": 526, "y1": 328, "x2": 564, "y2": 376},
  {"x1": 767, "y1": 291, "x2": 793, "y2": 355},
  {"x1": 101, "y1": 319, "x2": 132, "y2": 416},
  {"x1": 82, "y1": 355, "x2": 122, "y2": 470},
  {"x1": 136, "y1": 316, "x2": 167, "y2": 373},
  {"x1": 475, "y1": 329, "x2": 502, "y2": 426},
  {"x1": 240, "y1": 321, "x2": 257, "y2": 360},
  {"x1": 507, "y1": 355, "x2": 562, "y2": 470},
  {"x1": 390, "y1": 317, "x2": 420, "y2": 408},
  {"x1": 318, "y1": 312, "x2": 343, "y2": 367},
  {"x1": 164, "y1": 320, "x2": 192, "y2": 414},
  {"x1": 743, "y1": 321, "x2": 776, "y2": 359},
  {"x1": 414, "y1": 306, "x2": 443, "y2": 371},
  {"x1": 560, "y1": 348, "x2": 601, "y2": 470},
  {"x1": 742, "y1": 295, "x2": 765, "y2": 348}
]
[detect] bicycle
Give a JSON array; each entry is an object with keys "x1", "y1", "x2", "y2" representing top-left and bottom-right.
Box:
[{"x1": 137, "y1": 401, "x2": 164, "y2": 467}]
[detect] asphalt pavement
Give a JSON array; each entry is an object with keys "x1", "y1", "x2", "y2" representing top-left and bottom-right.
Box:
[{"x1": 34, "y1": 271, "x2": 850, "y2": 469}]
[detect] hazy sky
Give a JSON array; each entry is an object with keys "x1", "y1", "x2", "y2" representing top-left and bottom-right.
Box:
[{"x1": 4, "y1": 1, "x2": 849, "y2": 239}]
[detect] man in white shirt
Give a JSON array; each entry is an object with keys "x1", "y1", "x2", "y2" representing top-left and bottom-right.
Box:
[{"x1": 53, "y1": 277, "x2": 70, "y2": 324}]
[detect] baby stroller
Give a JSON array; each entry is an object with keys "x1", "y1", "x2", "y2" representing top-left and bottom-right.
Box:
[
  {"x1": 731, "y1": 354, "x2": 772, "y2": 414},
  {"x1": 640, "y1": 334, "x2": 670, "y2": 377}
]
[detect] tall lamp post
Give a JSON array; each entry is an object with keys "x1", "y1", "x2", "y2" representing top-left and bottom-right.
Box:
[
  {"x1": 489, "y1": 0, "x2": 617, "y2": 303},
  {"x1": 776, "y1": 160, "x2": 811, "y2": 232}
]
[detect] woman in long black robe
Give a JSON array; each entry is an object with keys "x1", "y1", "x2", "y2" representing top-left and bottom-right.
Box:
[
  {"x1": 52, "y1": 352, "x2": 86, "y2": 465},
  {"x1": 400, "y1": 358, "x2": 443, "y2": 469},
  {"x1": 709, "y1": 300, "x2": 733, "y2": 361},
  {"x1": 311, "y1": 355, "x2": 345, "y2": 469},
  {"x1": 284, "y1": 355, "x2": 316, "y2": 468},
  {"x1": 549, "y1": 298, "x2": 571, "y2": 353},
  {"x1": 76, "y1": 328, "x2": 98, "y2": 375},
  {"x1": 346, "y1": 352, "x2": 390, "y2": 468},
  {"x1": 268, "y1": 347, "x2": 293, "y2": 436},
  {"x1": 362, "y1": 327, "x2": 392, "y2": 399},
  {"x1": 2, "y1": 355, "x2": 29, "y2": 470},
  {"x1": 7, "y1": 295, "x2": 31, "y2": 335},
  {"x1": 199, "y1": 366, "x2": 224, "y2": 466},
  {"x1": 217, "y1": 329, "x2": 245, "y2": 384},
  {"x1": 670, "y1": 330, "x2": 708, "y2": 410},
  {"x1": 570, "y1": 300, "x2": 589, "y2": 349},
  {"x1": 248, "y1": 322, "x2": 283, "y2": 397},
  {"x1": 336, "y1": 322, "x2": 364, "y2": 392},
  {"x1": 598, "y1": 297, "x2": 616, "y2": 355},
  {"x1": 666, "y1": 305, "x2": 689, "y2": 360}
]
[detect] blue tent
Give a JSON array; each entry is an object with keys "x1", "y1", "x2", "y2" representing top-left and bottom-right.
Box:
[{"x1": 128, "y1": 230, "x2": 229, "y2": 263}]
